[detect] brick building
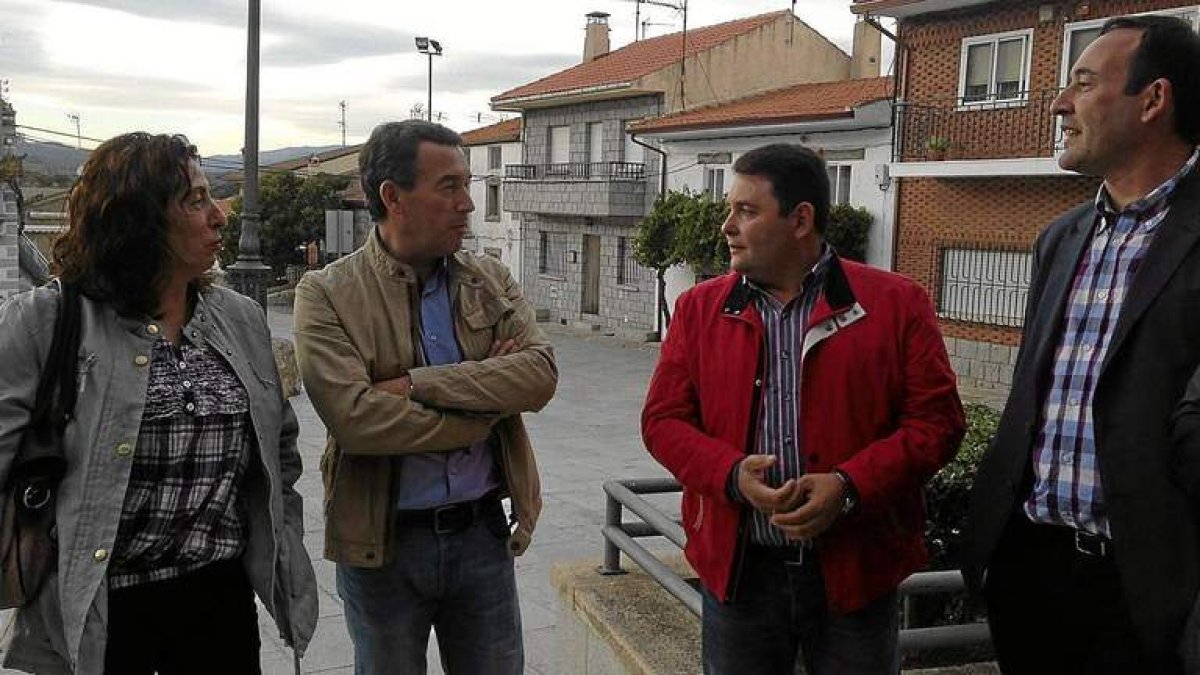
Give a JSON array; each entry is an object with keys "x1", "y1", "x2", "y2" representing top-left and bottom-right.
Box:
[
  {"x1": 852, "y1": 0, "x2": 1199, "y2": 393},
  {"x1": 492, "y1": 10, "x2": 877, "y2": 339}
]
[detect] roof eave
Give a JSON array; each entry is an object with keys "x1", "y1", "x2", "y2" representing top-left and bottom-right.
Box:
[
  {"x1": 634, "y1": 104, "x2": 891, "y2": 141},
  {"x1": 491, "y1": 82, "x2": 645, "y2": 111},
  {"x1": 852, "y1": 0, "x2": 995, "y2": 18}
]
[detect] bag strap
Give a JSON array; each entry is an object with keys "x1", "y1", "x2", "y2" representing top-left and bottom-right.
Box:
[{"x1": 28, "y1": 280, "x2": 82, "y2": 437}]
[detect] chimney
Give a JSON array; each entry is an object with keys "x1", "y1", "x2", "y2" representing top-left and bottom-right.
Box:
[
  {"x1": 584, "y1": 12, "x2": 611, "y2": 63},
  {"x1": 850, "y1": 17, "x2": 882, "y2": 79}
]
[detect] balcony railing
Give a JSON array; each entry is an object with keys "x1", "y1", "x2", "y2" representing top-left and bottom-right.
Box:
[
  {"x1": 895, "y1": 88, "x2": 1063, "y2": 162},
  {"x1": 505, "y1": 161, "x2": 646, "y2": 182}
]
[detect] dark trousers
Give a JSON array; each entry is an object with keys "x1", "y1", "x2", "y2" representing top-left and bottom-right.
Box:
[
  {"x1": 984, "y1": 515, "x2": 1177, "y2": 675},
  {"x1": 104, "y1": 559, "x2": 261, "y2": 675},
  {"x1": 702, "y1": 545, "x2": 899, "y2": 675}
]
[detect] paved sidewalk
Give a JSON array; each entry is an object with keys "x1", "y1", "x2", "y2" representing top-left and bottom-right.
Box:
[{"x1": 257, "y1": 309, "x2": 672, "y2": 674}]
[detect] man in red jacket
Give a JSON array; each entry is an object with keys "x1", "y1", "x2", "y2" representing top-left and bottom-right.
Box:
[{"x1": 642, "y1": 143, "x2": 964, "y2": 674}]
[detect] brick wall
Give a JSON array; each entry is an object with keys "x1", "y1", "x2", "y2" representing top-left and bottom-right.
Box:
[
  {"x1": 896, "y1": 174, "x2": 1098, "y2": 347},
  {"x1": 899, "y1": 0, "x2": 1199, "y2": 102},
  {"x1": 890, "y1": 0, "x2": 1194, "y2": 390}
]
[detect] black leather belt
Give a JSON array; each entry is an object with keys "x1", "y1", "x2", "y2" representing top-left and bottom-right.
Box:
[
  {"x1": 1017, "y1": 517, "x2": 1112, "y2": 559},
  {"x1": 395, "y1": 496, "x2": 502, "y2": 535}
]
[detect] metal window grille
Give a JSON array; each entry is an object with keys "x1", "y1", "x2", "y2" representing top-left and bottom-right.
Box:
[
  {"x1": 539, "y1": 231, "x2": 567, "y2": 277},
  {"x1": 937, "y1": 245, "x2": 1033, "y2": 326},
  {"x1": 617, "y1": 236, "x2": 640, "y2": 287}
]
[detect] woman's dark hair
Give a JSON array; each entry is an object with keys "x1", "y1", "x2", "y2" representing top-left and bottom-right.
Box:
[
  {"x1": 359, "y1": 120, "x2": 463, "y2": 220},
  {"x1": 733, "y1": 144, "x2": 831, "y2": 235},
  {"x1": 1101, "y1": 15, "x2": 1200, "y2": 144},
  {"x1": 52, "y1": 132, "x2": 203, "y2": 317}
]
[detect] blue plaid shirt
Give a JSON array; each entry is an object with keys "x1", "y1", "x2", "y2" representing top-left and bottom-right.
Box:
[{"x1": 1025, "y1": 149, "x2": 1200, "y2": 537}]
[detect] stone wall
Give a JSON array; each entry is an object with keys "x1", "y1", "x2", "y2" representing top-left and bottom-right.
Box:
[
  {"x1": 521, "y1": 214, "x2": 656, "y2": 340},
  {"x1": 0, "y1": 187, "x2": 19, "y2": 302},
  {"x1": 944, "y1": 335, "x2": 1017, "y2": 399}
]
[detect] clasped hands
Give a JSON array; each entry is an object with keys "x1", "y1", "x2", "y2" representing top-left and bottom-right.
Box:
[
  {"x1": 736, "y1": 454, "x2": 846, "y2": 542},
  {"x1": 373, "y1": 338, "x2": 518, "y2": 396}
]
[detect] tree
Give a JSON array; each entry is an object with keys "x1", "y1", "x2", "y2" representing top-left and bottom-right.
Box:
[
  {"x1": 825, "y1": 204, "x2": 873, "y2": 263},
  {"x1": 220, "y1": 172, "x2": 351, "y2": 278},
  {"x1": 633, "y1": 189, "x2": 729, "y2": 335}
]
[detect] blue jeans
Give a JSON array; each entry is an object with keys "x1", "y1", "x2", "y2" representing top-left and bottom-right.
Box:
[
  {"x1": 336, "y1": 503, "x2": 523, "y2": 675},
  {"x1": 702, "y1": 546, "x2": 899, "y2": 675}
]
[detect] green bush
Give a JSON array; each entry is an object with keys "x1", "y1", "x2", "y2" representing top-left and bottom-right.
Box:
[
  {"x1": 825, "y1": 204, "x2": 873, "y2": 262},
  {"x1": 925, "y1": 402, "x2": 999, "y2": 572}
]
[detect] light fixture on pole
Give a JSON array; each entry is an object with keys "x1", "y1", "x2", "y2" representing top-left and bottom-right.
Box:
[{"x1": 414, "y1": 37, "x2": 443, "y2": 122}]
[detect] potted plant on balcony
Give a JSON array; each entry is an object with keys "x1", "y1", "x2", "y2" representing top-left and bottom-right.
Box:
[{"x1": 925, "y1": 136, "x2": 951, "y2": 161}]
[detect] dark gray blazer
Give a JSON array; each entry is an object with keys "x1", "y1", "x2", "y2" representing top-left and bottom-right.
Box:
[{"x1": 964, "y1": 166, "x2": 1200, "y2": 668}]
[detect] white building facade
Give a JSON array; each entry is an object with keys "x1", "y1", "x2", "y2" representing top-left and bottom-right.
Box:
[{"x1": 462, "y1": 119, "x2": 524, "y2": 283}]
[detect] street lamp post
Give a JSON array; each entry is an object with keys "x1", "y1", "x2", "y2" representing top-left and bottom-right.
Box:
[
  {"x1": 226, "y1": 0, "x2": 272, "y2": 310},
  {"x1": 414, "y1": 37, "x2": 443, "y2": 122}
]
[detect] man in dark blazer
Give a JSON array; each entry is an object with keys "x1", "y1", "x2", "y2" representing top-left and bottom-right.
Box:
[{"x1": 964, "y1": 15, "x2": 1200, "y2": 674}]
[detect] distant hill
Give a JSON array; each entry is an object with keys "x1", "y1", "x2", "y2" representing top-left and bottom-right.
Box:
[
  {"x1": 9, "y1": 140, "x2": 342, "y2": 180},
  {"x1": 203, "y1": 145, "x2": 342, "y2": 174},
  {"x1": 12, "y1": 139, "x2": 89, "y2": 177}
]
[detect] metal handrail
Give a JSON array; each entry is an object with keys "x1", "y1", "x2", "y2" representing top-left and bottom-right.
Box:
[
  {"x1": 600, "y1": 477, "x2": 993, "y2": 655},
  {"x1": 504, "y1": 161, "x2": 646, "y2": 181},
  {"x1": 894, "y1": 87, "x2": 1063, "y2": 162}
]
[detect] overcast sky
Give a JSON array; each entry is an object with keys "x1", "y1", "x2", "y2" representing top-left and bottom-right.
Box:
[{"x1": 0, "y1": 0, "x2": 882, "y2": 156}]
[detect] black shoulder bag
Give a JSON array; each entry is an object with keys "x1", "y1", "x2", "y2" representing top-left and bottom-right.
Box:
[{"x1": 0, "y1": 280, "x2": 81, "y2": 608}]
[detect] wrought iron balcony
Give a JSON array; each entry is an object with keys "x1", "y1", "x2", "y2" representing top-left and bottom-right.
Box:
[
  {"x1": 504, "y1": 161, "x2": 646, "y2": 181},
  {"x1": 502, "y1": 161, "x2": 649, "y2": 218},
  {"x1": 895, "y1": 89, "x2": 1063, "y2": 162}
]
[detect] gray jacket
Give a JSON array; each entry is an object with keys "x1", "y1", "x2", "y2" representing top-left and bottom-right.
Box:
[{"x1": 0, "y1": 283, "x2": 317, "y2": 674}]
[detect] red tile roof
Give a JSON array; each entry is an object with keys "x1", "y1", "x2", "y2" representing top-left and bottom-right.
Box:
[
  {"x1": 630, "y1": 77, "x2": 893, "y2": 134},
  {"x1": 461, "y1": 118, "x2": 521, "y2": 146},
  {"x1": 492, "y1": 10, "x2": 790, "y2": 104}
]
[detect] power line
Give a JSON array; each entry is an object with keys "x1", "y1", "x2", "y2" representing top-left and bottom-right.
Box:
[{"x1": 16, "y1": 123, "x2": 104, "y2": 145}]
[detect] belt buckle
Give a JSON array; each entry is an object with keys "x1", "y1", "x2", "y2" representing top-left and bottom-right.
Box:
[
  {"x1": 1074, "y1": 530, "x2": 1107, "y2": 557},
  {"x1": 432, "y1": 503, "x2": 470, "y2": 534}
]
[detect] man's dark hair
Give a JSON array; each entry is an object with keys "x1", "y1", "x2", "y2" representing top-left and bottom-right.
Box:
[
  {"x1": 732, "y1": 144, "x2": 830, "y2": 235},
  {"x1": 1101, "y1": 14, "x2": 1200, "y2": 144},
  {"x1": 359, "y1": 120, "x2": 463, "y2": 220},
  {"x1": 53, "y1": 132, "x2": 206, "y2": 317}
]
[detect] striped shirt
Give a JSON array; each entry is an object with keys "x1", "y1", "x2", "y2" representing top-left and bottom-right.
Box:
[
  {"x1": 744, "y1": 246, "x2": 833, "y2": 546},
  {"x1": 109, "y1": 336, "x2": 251, "y2": 589},
  {"x1": 1024, "y1": 149, "x2": 1200, "y2": 537}
]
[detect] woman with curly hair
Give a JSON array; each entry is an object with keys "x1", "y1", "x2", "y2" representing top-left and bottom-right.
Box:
[{"x1": 0, "y1": 132, "x2": 317, "y2": 674}]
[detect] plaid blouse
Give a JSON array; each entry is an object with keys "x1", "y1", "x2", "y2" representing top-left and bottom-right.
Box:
[{"x1": 108, "y1": 336, "x2": 252, "y2": 589}]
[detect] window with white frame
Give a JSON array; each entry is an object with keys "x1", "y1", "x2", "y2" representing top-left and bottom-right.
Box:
[
  {"x1": 959, "y1": 29, "x2": 1032, "y2": 104},
  {"x1": 488, "y1": 146, "x2": 502, "y2": 171},
  {"x1": 827, "y1": 165, "x2": 852, "y2": 206},
  {"x1": 704, "y1": 168, "x2": 725, "y2": 199},
  {"x1": 1062, "y1": 8, "x2": 1200, "y2": 85}
]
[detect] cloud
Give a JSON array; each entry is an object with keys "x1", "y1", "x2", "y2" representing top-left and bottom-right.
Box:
[
  {"x1": 386, "y1": 51, "x2": 577, "y2": 96},
  {"x1": 262, "y1": 22, "x2": 416, "y2": 66},
  {"x1": 57, "y1": 0, "x2": 247, "y2": 27}
]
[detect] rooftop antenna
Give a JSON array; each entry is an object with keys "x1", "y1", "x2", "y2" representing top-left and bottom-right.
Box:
[{"x1": 338, "y1": 100, "x2": 347, "y2": 147}]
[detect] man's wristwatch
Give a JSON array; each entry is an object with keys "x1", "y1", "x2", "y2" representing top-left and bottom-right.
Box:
[{"x1": 833, "y1": 469, "x2": 858, "y2": 515}]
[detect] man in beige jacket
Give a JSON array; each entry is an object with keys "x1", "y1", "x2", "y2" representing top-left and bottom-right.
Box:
[{"x1": 294, "y1": 120, "x2": 558, "y2": 675}]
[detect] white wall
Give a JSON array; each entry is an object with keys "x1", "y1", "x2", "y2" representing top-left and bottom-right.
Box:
[
  {"x1": 466, "y1": 140, "x2": 523, "y2": 282},
  {"x1": 653, "y1": 118, "x2": 897, "y2": 323}
]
